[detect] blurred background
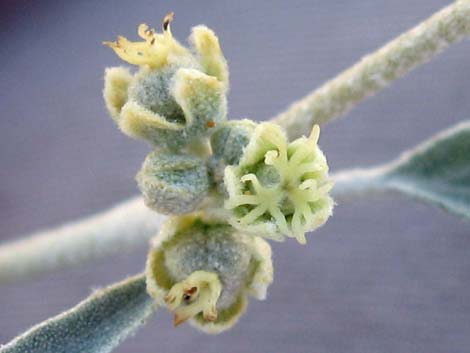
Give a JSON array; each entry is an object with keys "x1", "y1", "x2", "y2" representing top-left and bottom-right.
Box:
[{"x1": 1, "y1": 1, "x2": 469, "y2": 352}]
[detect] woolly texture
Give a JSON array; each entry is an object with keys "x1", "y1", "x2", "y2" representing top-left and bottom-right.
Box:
[
  {"x1": 136, "y1": 151, "x2": 210, "y2": 214},
  {"x1": 190, "y1": 25, "x2": 229, "y2": 89},
  {"x1": 102, "y1": 66, "x2": 132, "y2": 121},
  {"x1": 224, "y1": 123, "x2": 333, "y2": 244},
  {"x1": 0, "y1": 197, "x2": 163, "y2": 284},
  {"x1": 0, "y1": 275, "x2": 154, "y2": 353},
  {"x1": 145, "y1": 213, "x2": 273, "y2": 333},
  {"x1": 103, "y1": 16, "x2": 228, "y2": 150},
  {"x1": 273, "y1": 0, "x2": 470, "y2": 139},
  {"x1": 4, "y1": 116, "x2": 465, "y2": 288},
  {"x1": 211, "y1": 119, "x2": 256, "y2": 166},
  {"x1": 4, "y1": 3, "x2": 470, "y2": 348},
  {"x1": 332, "y1": 121, "x2": 470, "y2": 219}
]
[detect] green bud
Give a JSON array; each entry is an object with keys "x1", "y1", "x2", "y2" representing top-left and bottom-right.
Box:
[
  {"x1": 146, "y1": 213, "x2": 273, "y2": 334},
  {"x1": 136, "y1": 151, "x2": 210, "y2": 214},
  {"x1": 103, "y1": 16, "x2": 229, "y2": 151}
]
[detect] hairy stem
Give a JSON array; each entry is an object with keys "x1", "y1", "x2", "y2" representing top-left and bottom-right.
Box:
[
  {"x1": 331, "y1": 167, "x2": 391, "y2": 200},
  {"x1": 273, "y1": 0, "x2": 470, "y2": 139},
  {"x1": 0, "y1": 197, "x2": 164, "y2": 284}
]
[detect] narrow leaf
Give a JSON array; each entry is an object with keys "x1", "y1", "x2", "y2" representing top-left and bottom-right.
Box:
[
  {"x1": 333, "y1": 121, "x2": 470, "y2": 219},
  {"x1": 0, "y1": 274, "x2": 155, "y2": 353},
  {"x1": 0, "y1": 197, "x2": 164, "y2": 284}
]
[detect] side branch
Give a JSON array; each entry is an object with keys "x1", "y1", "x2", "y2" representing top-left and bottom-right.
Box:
[{"x1": 273, "y1": 0, "x2": 470, "y2": 139}]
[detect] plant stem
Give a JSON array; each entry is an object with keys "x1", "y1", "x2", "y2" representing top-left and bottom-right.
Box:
[
  {"x1": 273, "y1": 0, "x2": 470, "y2": 139},
  {"x1": 330, "y1": 167, "x2": 391, "y2": 200},
  {"x1": 0, "y1": 197, "x2": 164, "y2": 284}
]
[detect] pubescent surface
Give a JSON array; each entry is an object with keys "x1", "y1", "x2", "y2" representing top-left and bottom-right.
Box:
[{"x1": 0, "y1": 1, "x2": 469, "y2": 352}]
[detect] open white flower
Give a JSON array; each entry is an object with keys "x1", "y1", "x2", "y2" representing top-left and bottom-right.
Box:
[{"x1": 224, "y1": 122, "x2": 334, "y2": 244}]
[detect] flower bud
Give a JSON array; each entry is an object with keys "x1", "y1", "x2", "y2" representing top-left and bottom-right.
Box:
[
  {"x1": 136, "y1": 151, "x2": 210, "y2": 214},
  {"x1": 146, "y1": 213, "x2": 273, "y2": 333},
  {"x1": 103, "y1": 14, "x2": 229, "y2": 151}
]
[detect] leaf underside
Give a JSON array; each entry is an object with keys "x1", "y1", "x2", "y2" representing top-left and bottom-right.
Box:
[
  {"x1": 384, "y1": 121, "x2": 470, "y2": 218},
  {"x1": 0, "y1": 274, "x2": 154, "y2": 353}
]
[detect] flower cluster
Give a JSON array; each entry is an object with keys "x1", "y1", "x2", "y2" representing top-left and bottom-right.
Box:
[{"x1": 103, "y1": 13, "x2": 333, "y2": 333}]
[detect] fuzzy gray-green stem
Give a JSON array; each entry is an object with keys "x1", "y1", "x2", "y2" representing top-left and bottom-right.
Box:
[
  {"x1": 331, "y1": 167, "x2": 391, "y2": 200},
  {"x1": 0, "y1": 197, "x2": 164, "y2": 284},
  {"x1": 273, "y1": 0, "x2": 470, "y2": 139}
]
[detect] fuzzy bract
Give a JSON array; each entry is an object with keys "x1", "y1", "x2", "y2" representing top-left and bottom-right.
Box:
[
  {"x1": 208, "y1": 120, "x2": 256, "y2": 193},
  {"x1": 224, "y1": 122, "x2": 334, "y2": 244},
  {"x1": 210, "y1": 119, "x2": 256, "y2": 166},
  {"x1": 136, "y1": 151, "x2": 210, "y2": 215},
  {"x1": 103, "y1": 14, "x2": 228, "y2": 151},
  {"x1": 145, "y1": 213, "x2": 273, "y2": 334}
]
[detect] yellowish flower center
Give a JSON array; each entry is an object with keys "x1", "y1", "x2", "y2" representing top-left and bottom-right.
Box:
[
  {"x1": 103, "y1": 12, "x2": 189, "y2": 69},
  {"x1": 164, "y1": 271, "x2": 222, "y2": 326}
]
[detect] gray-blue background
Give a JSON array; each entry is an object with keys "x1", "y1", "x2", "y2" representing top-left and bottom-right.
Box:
[{"x1": 1, "y1": 1, "x2": 469, "y2": 352}]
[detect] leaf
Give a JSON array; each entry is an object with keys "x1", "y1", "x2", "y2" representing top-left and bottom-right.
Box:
[
  {"x1": 0, "y1": 274, "x2": 155, "y2": 353},
  {"x1": 332, "y1": 121, "x2": 470, "y2": 219},
  {"x1": 0, "y1": 197, "x2": 164, "y2": 284}
]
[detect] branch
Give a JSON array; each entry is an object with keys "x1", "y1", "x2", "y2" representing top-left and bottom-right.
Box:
[
  {"x1": 273, "y1": 0, "x2": 470, "y2": 139},
  {"x1": 0, "y1": 197, "x2": 164, "y2": 284}
]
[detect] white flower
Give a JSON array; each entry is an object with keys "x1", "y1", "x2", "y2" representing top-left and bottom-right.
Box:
[{"x1": 224, "y1": 122, "x2": 334, "y2": 244}]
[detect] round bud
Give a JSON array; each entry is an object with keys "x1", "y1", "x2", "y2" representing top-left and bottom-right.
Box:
[
  {"x1": 146, "y1": 213, "x2": 273, "y2": 333},
  {"x1": 136, "y1": 151, "x2": 210, "y2": 214}
]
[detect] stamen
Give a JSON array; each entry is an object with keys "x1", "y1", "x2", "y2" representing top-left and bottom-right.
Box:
[
  {"x1": 309, "y1": 124, "x2": 320, "y2": 144},
  {"x1": 164, "y1": 271, "x2": 221, "y2": 327},
  {"x1": 103, "y1": 14, "x2": 185, "y2": 68},
  {"x1": 239, "y1": 205, "x2": 268, "y2": 224},
  {"x1": 240, "y1": 174, "x2": 262, "y2": 193},
  {"x1": 163, "y1": 12, "x2": 174, "y2": 32},
  {"x1": 137, "y1": 23, "x2": 156, "y2": 45}
]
